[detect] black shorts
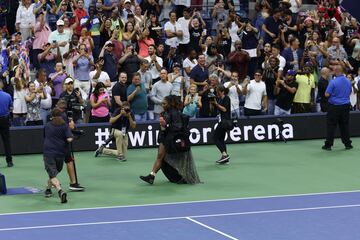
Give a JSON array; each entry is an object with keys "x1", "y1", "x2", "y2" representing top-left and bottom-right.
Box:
[{"x1": 44, "y1": 156, "x2": 64, "y2": 178}]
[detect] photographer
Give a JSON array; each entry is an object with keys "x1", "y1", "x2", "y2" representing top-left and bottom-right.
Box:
[
  {"x1": 43, "y1": 108, "x2": 73, "y2": 204},
  {"x1": 59, "y1": 78, "x2": 84, "y2": 124},
  {"x1": 95, "y1": 102, "x2": 136, "y2": 161},
  {"x1": 211, "y1": 85, "x2": 232, "y2": 165}
]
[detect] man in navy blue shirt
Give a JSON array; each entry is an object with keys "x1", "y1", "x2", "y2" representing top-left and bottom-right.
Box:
[
  {"x1": 0, "y1": 80, "x2": 13, "y2": 167},
  {"x1": 323, "y1": 65, "x2": 353, "y2": 150},
  {"x1": 43, "y1": 108, "x2": 73, "y2": 203}
]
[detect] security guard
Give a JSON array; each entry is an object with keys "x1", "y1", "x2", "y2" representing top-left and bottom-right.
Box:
[
  {"x1": 0, "y1": 80, "x2": 13, "y2": 167},
  {"x1": 323, "y1": 65, "x2": 353, "y2": 151}
]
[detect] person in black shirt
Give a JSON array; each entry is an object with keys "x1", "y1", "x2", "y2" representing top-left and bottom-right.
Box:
[
  {"x1": 43, "y1": 108, "x2": 73, "y2": 203},
  {"x1": 111, "y1": 72, "x2": 128, "y2": 111},
  {"x1": 317, "y1": 67, "x2": 331, "y2": 112},
  {"x1": 274, "y1": 70, "x2": 298, "y2": 115},
  {"x1": 95, "y1": 102, "x2": 136, "y2": 161},
  {"x1": 59, "y1": 78, "x2": 84, "y2": 123},
  {"x1": 212, "y1": 85, "x2": 232, "y2": 165},
  {"x1": 119, "y1": 45, "x2": 141, "y2": 83}
]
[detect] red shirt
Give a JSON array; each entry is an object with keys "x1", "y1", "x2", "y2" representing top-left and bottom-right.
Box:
[{"x1": 74, "y1": 8, "x2": 88, "y2": 34}]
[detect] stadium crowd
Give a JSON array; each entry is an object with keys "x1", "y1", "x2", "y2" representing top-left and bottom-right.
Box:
[{"x1": 0, "y1": 0, "x2": 359, "y2": 126}]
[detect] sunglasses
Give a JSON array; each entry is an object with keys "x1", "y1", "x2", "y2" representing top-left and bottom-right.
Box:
[{"x1": 66, "y1": 82, "x2": 74, "y2": 85}]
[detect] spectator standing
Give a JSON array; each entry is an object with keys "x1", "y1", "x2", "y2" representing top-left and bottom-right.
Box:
[
  {"x1": 90, "y1": 82, "x2": 111, "y2": 123},
  {"x1": 74, "y1": 0, "x2": 88, "y2": 35},
  {"x1": 224, "y1": 71, "x2": 242, "y2": 119},
  {"x1": 34, "y1": 69, "x2": 53, "y2": 124},
  {"x1": 323, "y1": 65, "x2": 353, "y2": 151},
  {"x1": 89, "y1": 58, "x2": 112, "y2": 90},
  {"x1": 199, "y1": 74, "x2": 219, "y2": 118},
  {"x1": 12, "y1": 74, "x2": 28, "y2": 127},
  {"x1": 0, "y1": 79, "x2": 13, "y2": 167},
  {"x1": 274, "y1": 70, "x2": 298, "y2": 116},
  {"x1": 189, "y1": 54, "x2": 209, "y2": 92},
  {"x1": 63, "y1": 35, "x2": 80, "y2": 78},
  {"x1": 183, "y1": 49, "x2": 198, "y2": 90},
  {"x1": 38, "y1": 42, "x2": 62, "y2": 76},
  {"x1": 292, "y1": 63, "x2": 315, "y2": 113},
  {"x1": 119, "y1": 45, "x2": 141, "y2": 83},
  {"x1": 262, "y1": 56, "x2": 280, "y2": 115},
  {"x1": 15, "y1": 0, "x2": 36, "y2": 41},
  {"x1": 168, "y1": 62, "x2": 185, "y2": 99},
  {"x1": 138, "y1": 59, "x2": 152, "y2": 93},
  {"x1": 282, "y1": 38, "x2": 303, "y2": 72},
  {"x1": 317, "y1": 67, "x2": 331, "y2": 112},
  {"x1": 145, "y1": 44, "x2": 163, "y2": 84},
  {"x1": 127, "y1": 72, "x2": 148, "y2": 121},
  {"x1": 183, "y1": 84, "x2": 202, "y2": 118},
  {"x1": 164, "y1": 11, "x2": 183, "y2": 52},
  {"x1": 33, "y1": 12, "x2": 52, "y2": 70},
  {"x1": 243, "y1": 71, "x2": 268, "y2": 116},
  {"x1": 73, "y1": 43, "x2": 94, "y2": 97},
  {"x1": 49, "y1": 62, "x2": 67, "y2": 107},
  {"x1": 99, "y1": 41, "x2": 118, "y2": 84},
  {"x1": 150, "y1": 69, "x2": 173, "y2": 120},
  {"x1": 177, "y1": 8, "x2": 191, "y2": 57},
  {"x1": 48, "y1": 19, "x2": 72, "y2": 58},
  {"x1": 262, "y1": 8, "x2": 282, "y2": 44},
  {"x1": 137, "y1": 28, "x2": 154, "y2": 58},
  {"x1": 111, "y1": 72, "x2": 128, "y2": 111},
  {"x1": 228, "y1": 40, "x2": 250, "y2": 81},
  {"x1": 25, "y1": 82, "x2": 46, "y2": 126}
]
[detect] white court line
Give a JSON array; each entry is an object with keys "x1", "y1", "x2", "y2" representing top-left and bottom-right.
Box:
[
  {"x1": 1, "y1": 189, "x2": 360, "y2": 216},
  {"x1": 1, "y1": 203, "x2": 360, "y2": 232},
  {"x1": 186, "y1": 217, "x2": 239, "y2": 240}
]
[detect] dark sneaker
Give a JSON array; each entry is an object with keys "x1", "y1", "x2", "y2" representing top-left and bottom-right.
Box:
[
  {"x1": 44, "y1": 188, "x2": 52, "y2": 198},
  {"x1": 94, "y1": 146, "x2": 104, "y2": 157},
  {"x1": 7, "y1": 162, "x2": 14, "y2": 168},
  {"x1": 216, "y1": 155, "x2": 230, "y2": 164},
  {"x1": 59, "y1": 190, "x2": 67, "y2": 204},
  {"x1": 322, "y1": 145, "x2": 332, "y2": 151},
  {"x1": 345, "y1": 145, "x2": 353, "y2": 150},
  {"x1": 140, "y1": 174, "x2": 155, "y2": 184},
  {"x1": 117, "y1": 155, "x2": 127, "y2": 162},
  {"x1": 69, "y1": 183, "x2": 85, "y2": 191}
]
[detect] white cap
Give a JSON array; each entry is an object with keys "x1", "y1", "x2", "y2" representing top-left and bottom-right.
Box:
[
  {"x1": 124, "y1": 0, "x2": 131, "y2": 3},
  {"x1": 64, "y1": 78, "x2": 74, "y2": 84},
  {"x1": 56, "y1": 20, "x2": 65, "y2": 26}
]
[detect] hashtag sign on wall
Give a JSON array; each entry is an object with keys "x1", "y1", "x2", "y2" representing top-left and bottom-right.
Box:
[{"x1": 95, "y1": 128, "x2": 112, "y2": 147}]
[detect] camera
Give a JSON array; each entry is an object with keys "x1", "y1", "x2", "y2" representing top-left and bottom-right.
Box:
[
  {"x1": 132, "y1": 49, "x2": 135, "y2": 55},
  {"x1": 208, "y1": 88, "x2": 216, "y2": 100},
  {"x1": 124, "y1": 108, "x2": 131, "y2": 113}
]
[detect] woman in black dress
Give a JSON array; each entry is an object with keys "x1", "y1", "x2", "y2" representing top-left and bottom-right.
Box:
[{"x1": 140, "y1": 95, "x2": 200, "y2": 185}]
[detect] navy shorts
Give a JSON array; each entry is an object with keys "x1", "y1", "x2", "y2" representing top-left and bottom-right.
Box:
[{"x1": 44, "y1": 156, "x2": 64, "y2": 178}]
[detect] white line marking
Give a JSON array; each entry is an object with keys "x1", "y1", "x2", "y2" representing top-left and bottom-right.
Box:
[
  {"x1": 1, "y1": 204, "x2": 360, "y2": 232},
  {"x1": 1, "y1": 189, "x2": 360, "y2": 216},
  {"x1": 186, "y1": 217, "x2": 239, "y2": 240}
]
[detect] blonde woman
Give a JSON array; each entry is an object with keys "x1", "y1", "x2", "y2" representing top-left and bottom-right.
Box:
[{"x1": 183, "y1": 84, "x2": 202, "y2": 118}]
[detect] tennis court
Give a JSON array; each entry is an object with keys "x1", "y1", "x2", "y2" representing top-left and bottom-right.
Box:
[{"x1": 1, "y1": 138, "x2": 360, "y2": 239}]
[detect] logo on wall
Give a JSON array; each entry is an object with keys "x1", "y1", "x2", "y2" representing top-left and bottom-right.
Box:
[{"x1": 94, "y1": 123, "x2": 294, "y2": 148}]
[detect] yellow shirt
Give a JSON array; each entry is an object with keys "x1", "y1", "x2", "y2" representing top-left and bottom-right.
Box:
[{"x1": 293, "y1": 74, "x2": 315, "y2": 104}]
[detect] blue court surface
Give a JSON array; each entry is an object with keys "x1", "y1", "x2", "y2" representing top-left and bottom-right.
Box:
[{"x1": 1, "y1": 191, "x2": 360, "y2": 240}]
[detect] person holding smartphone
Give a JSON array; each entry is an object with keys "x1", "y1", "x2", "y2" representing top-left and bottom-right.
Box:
[{"x1": 89, "y1": 82, "x2": 111, "y2": 123}]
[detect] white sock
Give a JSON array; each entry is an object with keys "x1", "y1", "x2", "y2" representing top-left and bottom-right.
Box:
[{"x1": 150, "y1": 172, "x2": 156, "y2": 176}]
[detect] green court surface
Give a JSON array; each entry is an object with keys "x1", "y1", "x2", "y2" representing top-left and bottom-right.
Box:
[{"x1": 1, "y1": 138, "x2": 360, "y2": 214}]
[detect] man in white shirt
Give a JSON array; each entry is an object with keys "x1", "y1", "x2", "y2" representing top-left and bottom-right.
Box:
[
  {"x1": 177, "y1": 8, "x2": 191, "y2": 57},
  {"x1": 224, "y1": 72, "x2": 243, "y2": 118},
  {"x1": 243, "y1": 70, "x2": 268, "y2": 116},
  {"x1": 150, "y1": 69, "x2": 173, "y2": 120},
  {"x1": 89, "y1": 58, "x2": 112, "y2": 91},
  {"x1": 145, "y1": 44, "x2": 163, "y2": 84},
  {"x1": 15, "y1": 0, "x2": 36, "y2": 41},
  {"x1": 164, "y1": 11, "x2": 183, "y2": 51},
  {"x1": 48, "y1": 20, "x2": 71, "y2": 59}
]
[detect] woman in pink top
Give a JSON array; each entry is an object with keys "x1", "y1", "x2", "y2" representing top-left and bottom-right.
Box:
[
  {"x1": 138, "y1": 27, "x2": 154, "y2": 58},
  {"x1": 33, "y1": 12, "x2": 51, "y2": 69},
  {"x1": 90, "y1": 82, "x2": 111, "y2": 123}
]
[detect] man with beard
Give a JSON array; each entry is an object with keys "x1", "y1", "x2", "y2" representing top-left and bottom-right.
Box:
[
  {"x1": 274, "y1": 70, "x2": 298, "y2": 115},
  {"x1": 317, "y1": 67, "x2": 332, "y2": 112}
]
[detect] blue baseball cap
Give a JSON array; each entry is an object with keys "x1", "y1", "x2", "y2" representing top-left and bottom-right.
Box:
[{"x1": 287, "y1": 69, "x2": 296, "y2": 76}]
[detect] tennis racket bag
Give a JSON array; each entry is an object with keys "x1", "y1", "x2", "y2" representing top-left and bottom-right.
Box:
[{"x1": 0, "y1": 173, "x2": 7, "y2": 194}]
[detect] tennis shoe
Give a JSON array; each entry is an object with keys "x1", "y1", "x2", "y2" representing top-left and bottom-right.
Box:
[
  {"x1": 44, "y1": 188, "x2": 52, "y2": 198},
  {"x1": 216, "y1": 155, "x2": 230, "y2": 164},
  {"x1": 94, "y1": 145, "x2": 104, "y2": 157},
  {"x1": 140, "y1": 174, "x2": 155, "y2": 184}
]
